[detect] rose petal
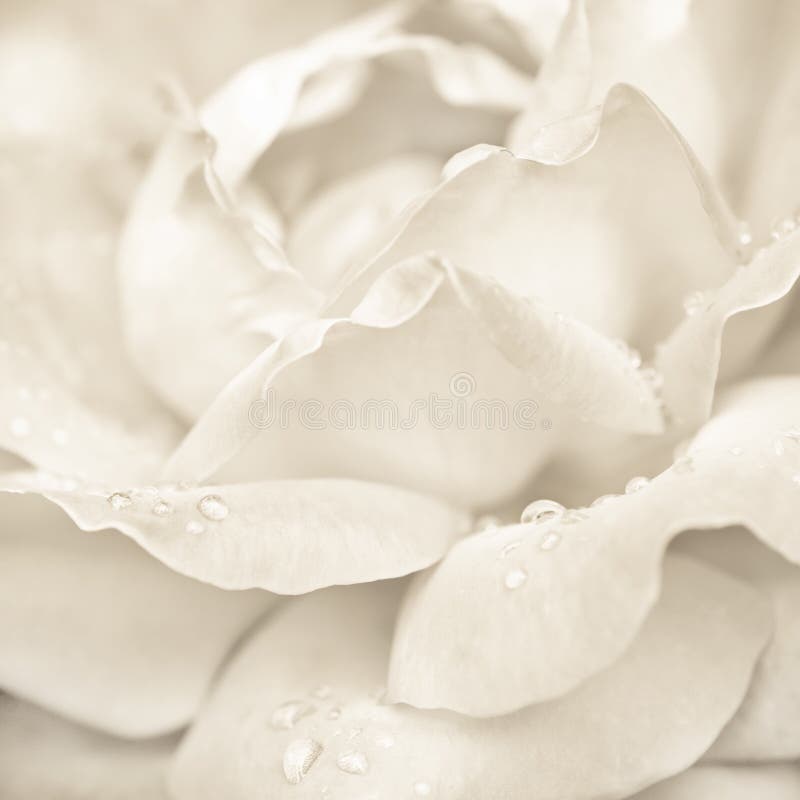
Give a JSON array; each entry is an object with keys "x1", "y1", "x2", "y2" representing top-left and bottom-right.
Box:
[
  {"x1": 657, "y1": 227, "x2": 800, "y2": 429},
  {"x1": 388, "y1": 375, "x2": 800, "y2": 715},
  {"x1": 0, "y1": 695, "x2": 176, "y2": 800},
  {"x1": 0, "y1": 146, "x2": 182, "y2": 479},
  {"x1": 674, "y1": 528, "x2": 800, "y2": 761},
  {"x1": 333, "y1": 85, "x2": 739, "y2": 359},
  {"x1": 737, "y1": 3, "x2": 800, "y2": 237},
  {"x1": 0, "y1": 343, "x2": 176, "y2": 484},
  {"x1": 508, "y1": 0, "x2": 724, "y2": 188},
  {"x1": 118, "y1": 127, "x2": 322, "y2": 420},
  {"x1": 202, "y1": 22, "x2": 533, "y2": 189},
  {"x1": 0, "y1": 469, "x2": 469, "y2": 594},
  {"x1": 169, "y1": 554, "x2": 768, "y2": 800},
  {"x1": 286, "y1": 152, "x2": 444, "y2": 293},
  {"x1": 163, "y1": 254, "x2": 662, "y2": 508},
  {"x1": 0, "y1": 490, "x2": 274, "y2": 737},
  {"x1": 631, "y1": 764, "x2": 800, "y2": 800}
]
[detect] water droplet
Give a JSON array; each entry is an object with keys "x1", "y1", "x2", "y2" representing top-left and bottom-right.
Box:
[
  {"x1": 271, "y1": 700, "x2": 315, "y2": 730},
  {"x1": 520, "y1": 499, "x2": 564, "y2": 525},
  {"x1": 771, "y1": 216, "x2": 797, "y2": 241},
  {"x1": 198, "y1": 494, "x2": 228, "y2": 521},
  {"x1": 737, "y1": 227, "x2": 753, "y2": 248},
  {"x1": 625, "y1": 476, "x2": 650, "y2": 494},
  {"x1": 185, "y1": 520, "x2": 205, "y2": 535},
  {"x1": 283, "y1": 738, "x2": 322, "y2": 785},
  {"x1": 539, "y1": 531, "x2": 562, "y2": 551},
  {"x1": 782, "y1": 427, "x2": 800, "y2": 443},
  {"x1": 730, "y1": 446, "x2": 744, "y2": 456},
  {"x1": 51, "y1": 428, "x2": 68, "y2": 446},
  {"x1": 614, "y1": 339, "x2": 642, "y2": 369},
  {"x1": 504, "y1": 567, "x2": 528, "y2": 590},
  {"x1": 683, "y1": 291, "x2": 705, "y2": 316},
  {"x1": 152, "y1": 500, "x2": 172, "y2": 516},
  {"x1": 475, "y1": 514, "x2": 501, "y2": 533},
  {"x1": 336, "y1": 750, "x2": 369, "y2": 775},
  {"x1": 672, "y1": 455, "x2": 694, "y2": 474},
  {"x1": 108, "y1": 492, "x2": 132, "y2": 510},
  {"x1": 500, "y1": 540, "x2": 521, "y2": 557},
  {"x1": 414, "y1": 782, "x2": 432, "y2": 797},
  {"x1": 311, "y1": 685, "x2": 332, "y2": 699},
  {"x1": 590, "y1": 494, "x2": 618, "y2": 508},
  {"x1": 9, "y1": 416, "x2": 31, "y2": 438},
  {"x1": 375, "y1": 733, "x2": 395, "y2": 749}
]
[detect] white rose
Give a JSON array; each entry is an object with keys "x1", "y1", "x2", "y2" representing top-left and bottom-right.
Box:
[{"x1": 2, "y1": 1, "x2": 800, "y2": 798}]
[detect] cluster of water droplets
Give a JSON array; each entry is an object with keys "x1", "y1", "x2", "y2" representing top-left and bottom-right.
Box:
[
  {"x1": 504, "y1": 475, "x2": 661, "y2": 591},
  {"x1": 611, "y1": 338, "x2": 666, "y2": 419},
  {"x1": 105, "y1": 487, "x2": 229, "y2": 531},
  {"x1": 3, "y1": 362, "x2": 72, "y2": 450},
  {"x1": 272, "y1": 683, "x2": 429, "y2": 793}
]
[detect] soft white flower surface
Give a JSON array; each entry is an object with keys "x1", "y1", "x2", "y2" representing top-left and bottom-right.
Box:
[{"x1": 2, "y1": 0, "x2": 800, "y2": 797}]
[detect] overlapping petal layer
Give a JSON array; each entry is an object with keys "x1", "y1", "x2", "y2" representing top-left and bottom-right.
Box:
[
  {"x1": 0, "y1": 470, "x2": 468, "y2": 594},
  {"x1": 675, "y1": 529, "x2": 800, "y2": 761},
  {"x1": 0, "y1": 490, "x2": 274, "y2": 737},
  {"x1": 163, "y1": 254, "x2": 663, "y2": 507},
  {"x1": 169, "y1": 555, "x2": 768, "y2": 799},
  {"x1": 389, "y1": 376, "x2": 800, "y2": 715}
]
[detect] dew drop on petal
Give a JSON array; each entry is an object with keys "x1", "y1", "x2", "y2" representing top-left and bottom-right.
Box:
[
  {"x1": 613, "y1": 339, "x2": 642, "y2": 369},
  {"x1": 504, "y1": 567, "x2": 528, "y2": 590},
  {"x1": 414, "y1": 782, "x2": 432, "y2": 797},
  {"x1": 336, "y1": 750, "x2": 369, "y2": 775},
  {"x1": 198, "y1": 494, "x2": 229, "y2": 521},
  {"x1": 771, "y1": 216, "x2": 797, "y2": 240},
  {"x1": 590, "y1": 494, "x2": 618, "y2": 508},
  {"x1": 375, "y1": 733, "x2": 395, "y2": 749},
  {"x1": 9, "y1": 416, "x2": 31, "y2": 438},
  {"x1": 282, "y1": 738, "x2": 322, "y2": 785},
  {"x1": 782, "y1": 427, "x2": 800, "y2": 443},
  {"x1": 539, "y1": 531, "x2": 562, "y2": 551},
  {"x1": 271, "y1": 700, "x2": 315, "y2": 730},
  {"x1": 682, "y1": 290, "x2": 705, "y2": 316},
  {"x1": 475, "y1": 514, "x2": 501, "y2": 533},
  {"x1": 520, "y1": 499, "x2": 564, "y2": 525},
  {"x1": 185, "y1": 520, "x2": 205, "y2": 535},
  {"x1": 108, "y1": 492, "x2": 132, "y2": 510},
  {"x1": 152, "y1": 500, "x2": 172, "y2": 516},
  {"x1": 625, "y1": 476, "x2": 650, "y2": 494}
]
